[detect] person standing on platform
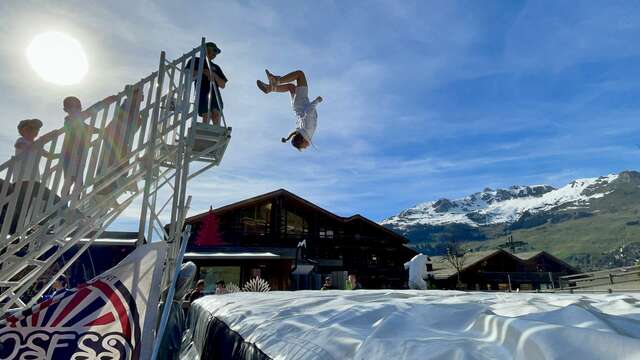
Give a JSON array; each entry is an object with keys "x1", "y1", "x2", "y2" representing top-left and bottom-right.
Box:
[{"x1": 186, "y1": 42, "x2": 228, "y2": 125}]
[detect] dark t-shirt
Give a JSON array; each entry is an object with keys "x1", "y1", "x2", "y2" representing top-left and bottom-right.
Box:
[
  {"x1": 185, "y1": 57, "x2": 227, "y2": 96},
  {"x1": 188, "y1": 289, "x2": 204, "y2": 302}
]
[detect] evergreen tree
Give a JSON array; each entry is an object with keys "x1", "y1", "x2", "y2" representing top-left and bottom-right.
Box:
[{"x1": 194, "y1": 206, "x2": 224, "y2": 246}]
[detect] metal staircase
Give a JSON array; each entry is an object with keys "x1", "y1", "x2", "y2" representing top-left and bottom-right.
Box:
[{"x1": 0, "y1": 38, "x2": 231, "y2": 312}]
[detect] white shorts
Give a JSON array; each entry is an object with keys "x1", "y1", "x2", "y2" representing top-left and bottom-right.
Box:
[{"x1": 292, "y1": 86, "x2": 310, "y2": 116}]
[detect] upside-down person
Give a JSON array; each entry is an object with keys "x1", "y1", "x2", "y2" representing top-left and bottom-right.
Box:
[{"x1": 257, "y1": 69, "x2": 322, "y2": 151}]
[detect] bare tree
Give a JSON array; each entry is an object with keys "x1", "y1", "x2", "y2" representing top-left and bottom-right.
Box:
[{"x1": 445, "y1": 241, "x2": 468, "y2": 289}]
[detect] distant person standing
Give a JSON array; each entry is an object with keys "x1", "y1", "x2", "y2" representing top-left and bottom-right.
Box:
[
  {"x1": 347, "y1": 274, "x2": 362, "y2": 290},
  {"x1": 188, "y1": 279, "x2": 206, "y2": 302},
  {"x1": 215, "y1": 280, "x2": 226, "y2": 295},
  {"x1": 13, "y1": 119, "x2": 59, "y2": 182},
  {"x1": 61, "y1": 95, "x2": 117, "y2": 196},
  {"x1": 40, "y1": 274, "x2": 70, "y2": 302},
  {"x1": 0, "y1": 119, "x2": 60, "y2": 235},
  {"x1": 186, "y1": 42, "x2": 228, "y2": 125},
  {"x1": 320, "y1": 276, "x2": 334, "y2": 290}
]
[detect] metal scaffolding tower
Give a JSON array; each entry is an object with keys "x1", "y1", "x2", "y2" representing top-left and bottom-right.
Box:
[{"x1": 0, "y1": 38, "x2": 231, "y2": 312}]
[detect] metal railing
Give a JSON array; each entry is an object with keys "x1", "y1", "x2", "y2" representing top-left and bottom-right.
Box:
[
  {"x1": 0, "y1": 38, "x2": 231, "y2": 311},
  {"x1": 559, "y1": 265, "x2": 640, "y2": 290}
]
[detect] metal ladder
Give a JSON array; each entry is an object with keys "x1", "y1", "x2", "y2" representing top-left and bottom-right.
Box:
[{"x1": 0, "y1": 38, "x2": 231, "y2": 312}]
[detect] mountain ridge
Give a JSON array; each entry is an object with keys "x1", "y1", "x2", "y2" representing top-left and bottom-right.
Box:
[
  {"x1": 382, "y1": 173, "x2": 621, "y2": 228},
  {"x1": 382, "y1": 170, "x2": 640, "y2": 270}
]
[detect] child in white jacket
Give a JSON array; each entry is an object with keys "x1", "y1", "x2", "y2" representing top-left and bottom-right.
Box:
[{"x1": 257, "y1": 70, "x2": 322, "y2": 151}]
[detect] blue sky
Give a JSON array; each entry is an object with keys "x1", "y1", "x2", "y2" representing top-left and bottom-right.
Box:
[{"x1": 1, "y1": 1, "x2": 640, "y2": 230}]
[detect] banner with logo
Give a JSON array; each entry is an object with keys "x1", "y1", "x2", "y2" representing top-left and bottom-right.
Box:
[{"x1": 0, "y1": 242, "x2": 167, "y2": 360}]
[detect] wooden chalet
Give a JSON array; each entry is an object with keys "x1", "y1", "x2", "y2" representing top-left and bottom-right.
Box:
[
  {"x1": 429, "y1": 249, "x2": 578, "y2": 290},
  {"x1": 182, "y1": 189, "x2": 417, "y2": 292}
]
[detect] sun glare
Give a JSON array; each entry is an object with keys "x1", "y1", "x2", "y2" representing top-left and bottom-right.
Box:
[{"x1": 26, "y1": 32, "x2": 88, "y2": 86}]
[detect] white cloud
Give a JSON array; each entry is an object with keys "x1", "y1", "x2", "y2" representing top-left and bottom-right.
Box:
[{"x1": 1, "y1": 0, "x2": 639, "y2": 229}]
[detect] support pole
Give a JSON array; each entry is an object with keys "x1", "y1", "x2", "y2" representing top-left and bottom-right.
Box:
[
  {"x1": 151, "y1": 224, "x2": 191, "y2": 360},
  {"x1": 138, "y1": 51, "x2": 167, "y2": 245}
]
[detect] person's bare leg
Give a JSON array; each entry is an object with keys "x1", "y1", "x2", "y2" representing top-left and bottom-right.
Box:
[
  {"x1": 257, "y1": 80, "x2": 296, "y2": 95},
  {"x1": 268, "y1": 70, "x2": 307, "y2": 87},
  {"x1": 271, "y1": 84, "x2": 296, "y2": 96},
  {"x1": 211, "y1": 110, "x2": 221, "y2": 125}
]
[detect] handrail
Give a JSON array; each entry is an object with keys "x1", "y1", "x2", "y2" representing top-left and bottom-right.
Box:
[
  {"x1": 0, "y1": 39, "x2": 232, "y2": 310},
  {"x1": 559, "y1": 265, "x2": 639, "y2": 279},
  {"x1": 559, "y1": 265, "x2": 640, "y2": 290},
  {"x1": 0, "y1": 43, "x2": 202, "y2": 240}
]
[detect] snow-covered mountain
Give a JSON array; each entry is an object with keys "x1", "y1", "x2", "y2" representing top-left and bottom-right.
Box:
[
  {"x1": 382, "y1": 174, "x2": 620, "y2": 229},
  {"x1": 383, "y1": 171, "x2": 640, "y2": 269}
]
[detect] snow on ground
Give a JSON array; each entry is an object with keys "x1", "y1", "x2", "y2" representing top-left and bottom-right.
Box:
[
  {"x1": 190, "y1": 290, "x2": 640, "y2": 360},
  {"x1": 383, "y1": 174, "x2": 619, "y2": 228}
]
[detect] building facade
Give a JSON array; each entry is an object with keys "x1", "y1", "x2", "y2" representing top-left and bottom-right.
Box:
[
  {"x1": 429, "y1": 249, "x2": 578, "y2": 290},
  {"x1": 182, "y1": 189, "x2": 417, "y2": 292}
]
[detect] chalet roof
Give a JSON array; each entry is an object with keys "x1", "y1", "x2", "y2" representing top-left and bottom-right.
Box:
[
  {"x1": 513, "y1": 251, "x2": 541, "y2": 260},
  {"x1": 430, "y1": 249, "x2": 577, "y2": 280},
  {"x1": 184, "y1": 188, "x2": 410, "y2": 244},
  {"x1": 430, "y1": 250, "x2": 504, "y2": 280},
  {"x1": 514, "y1": 251, "x2": 577, "y2": 272}
]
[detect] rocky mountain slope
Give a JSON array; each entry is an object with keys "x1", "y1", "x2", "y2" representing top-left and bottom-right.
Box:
[{"x1": 382, "y1": 171, "x2": 640, "y2": 270}]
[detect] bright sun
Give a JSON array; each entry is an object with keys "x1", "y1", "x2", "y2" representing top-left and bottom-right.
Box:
[{"x1": 27, "y1": 32, "x2": 88, "y2": 86}]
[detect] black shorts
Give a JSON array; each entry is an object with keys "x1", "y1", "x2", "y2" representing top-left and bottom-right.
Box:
[{"x1": 197, "y1": 90, "x2": 223, "y2": 116}]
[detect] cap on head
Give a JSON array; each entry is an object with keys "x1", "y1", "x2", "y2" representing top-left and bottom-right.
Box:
[
  {"x1": 17, "y1": 119, "x2": 43, "y2": 132},
  {"x1": 206, "y1": 42, "x2": 221, "y2": 54},
  {"x1": 196, "y1": 279, "x2": 205, "y2": 287}
]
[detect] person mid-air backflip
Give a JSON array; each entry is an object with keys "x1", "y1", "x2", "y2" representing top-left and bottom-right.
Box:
[{"x1": 257, "y1": 70, "x2": 322, "y2": 151}]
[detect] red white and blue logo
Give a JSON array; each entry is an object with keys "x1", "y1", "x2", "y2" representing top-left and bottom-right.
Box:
[{"x1": 0, "y1": 275, "x2": 142, "y2": 360}]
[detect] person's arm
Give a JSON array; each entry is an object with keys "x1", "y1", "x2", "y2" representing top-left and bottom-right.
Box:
[
  {"x1": 82, "y1": 97, "x2": 115, "y2": 133},
  {"x1": 309, "y1": 96, "x2": 323, "y2": 110},
  {"x1": 38, "y1": 129, "x2": 62, "y2": 143},
  {"x1": 212, "y1": 73, "x2": 227, "y2": 88},
  {"x1": 81, "y1": 95, "x2": 118, "y2": 119},
  {"x1": 38, "y1": 129, "x2": 63, "y2": 159},
  {"x1": 281, "y1": 130, "x2": 297, "y2": 143},
  {"x1": 39, "y1": 148, "x2": 58, "y2": 160},
  {"x1": 212, "y1": 65, "x2": 228, "y2": 89}
]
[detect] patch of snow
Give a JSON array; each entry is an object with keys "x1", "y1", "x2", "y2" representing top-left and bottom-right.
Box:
[{"x1": 383, "y1": 174, "x2": 618, "y2": 227}]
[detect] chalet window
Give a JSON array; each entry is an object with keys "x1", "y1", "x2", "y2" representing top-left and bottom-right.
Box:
[
  {"x1": 319, "y1": 226, "x2": 334, "y2": 239},
  {"x1": 285, "y1": 210, "x2": 308, "y2": 237},
  {"x1": 199, "y1": 266, "x2": 241, "y2": 294},
  {"x1": 239, "y1": 203, "x2": 271, "y2": 236}
]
